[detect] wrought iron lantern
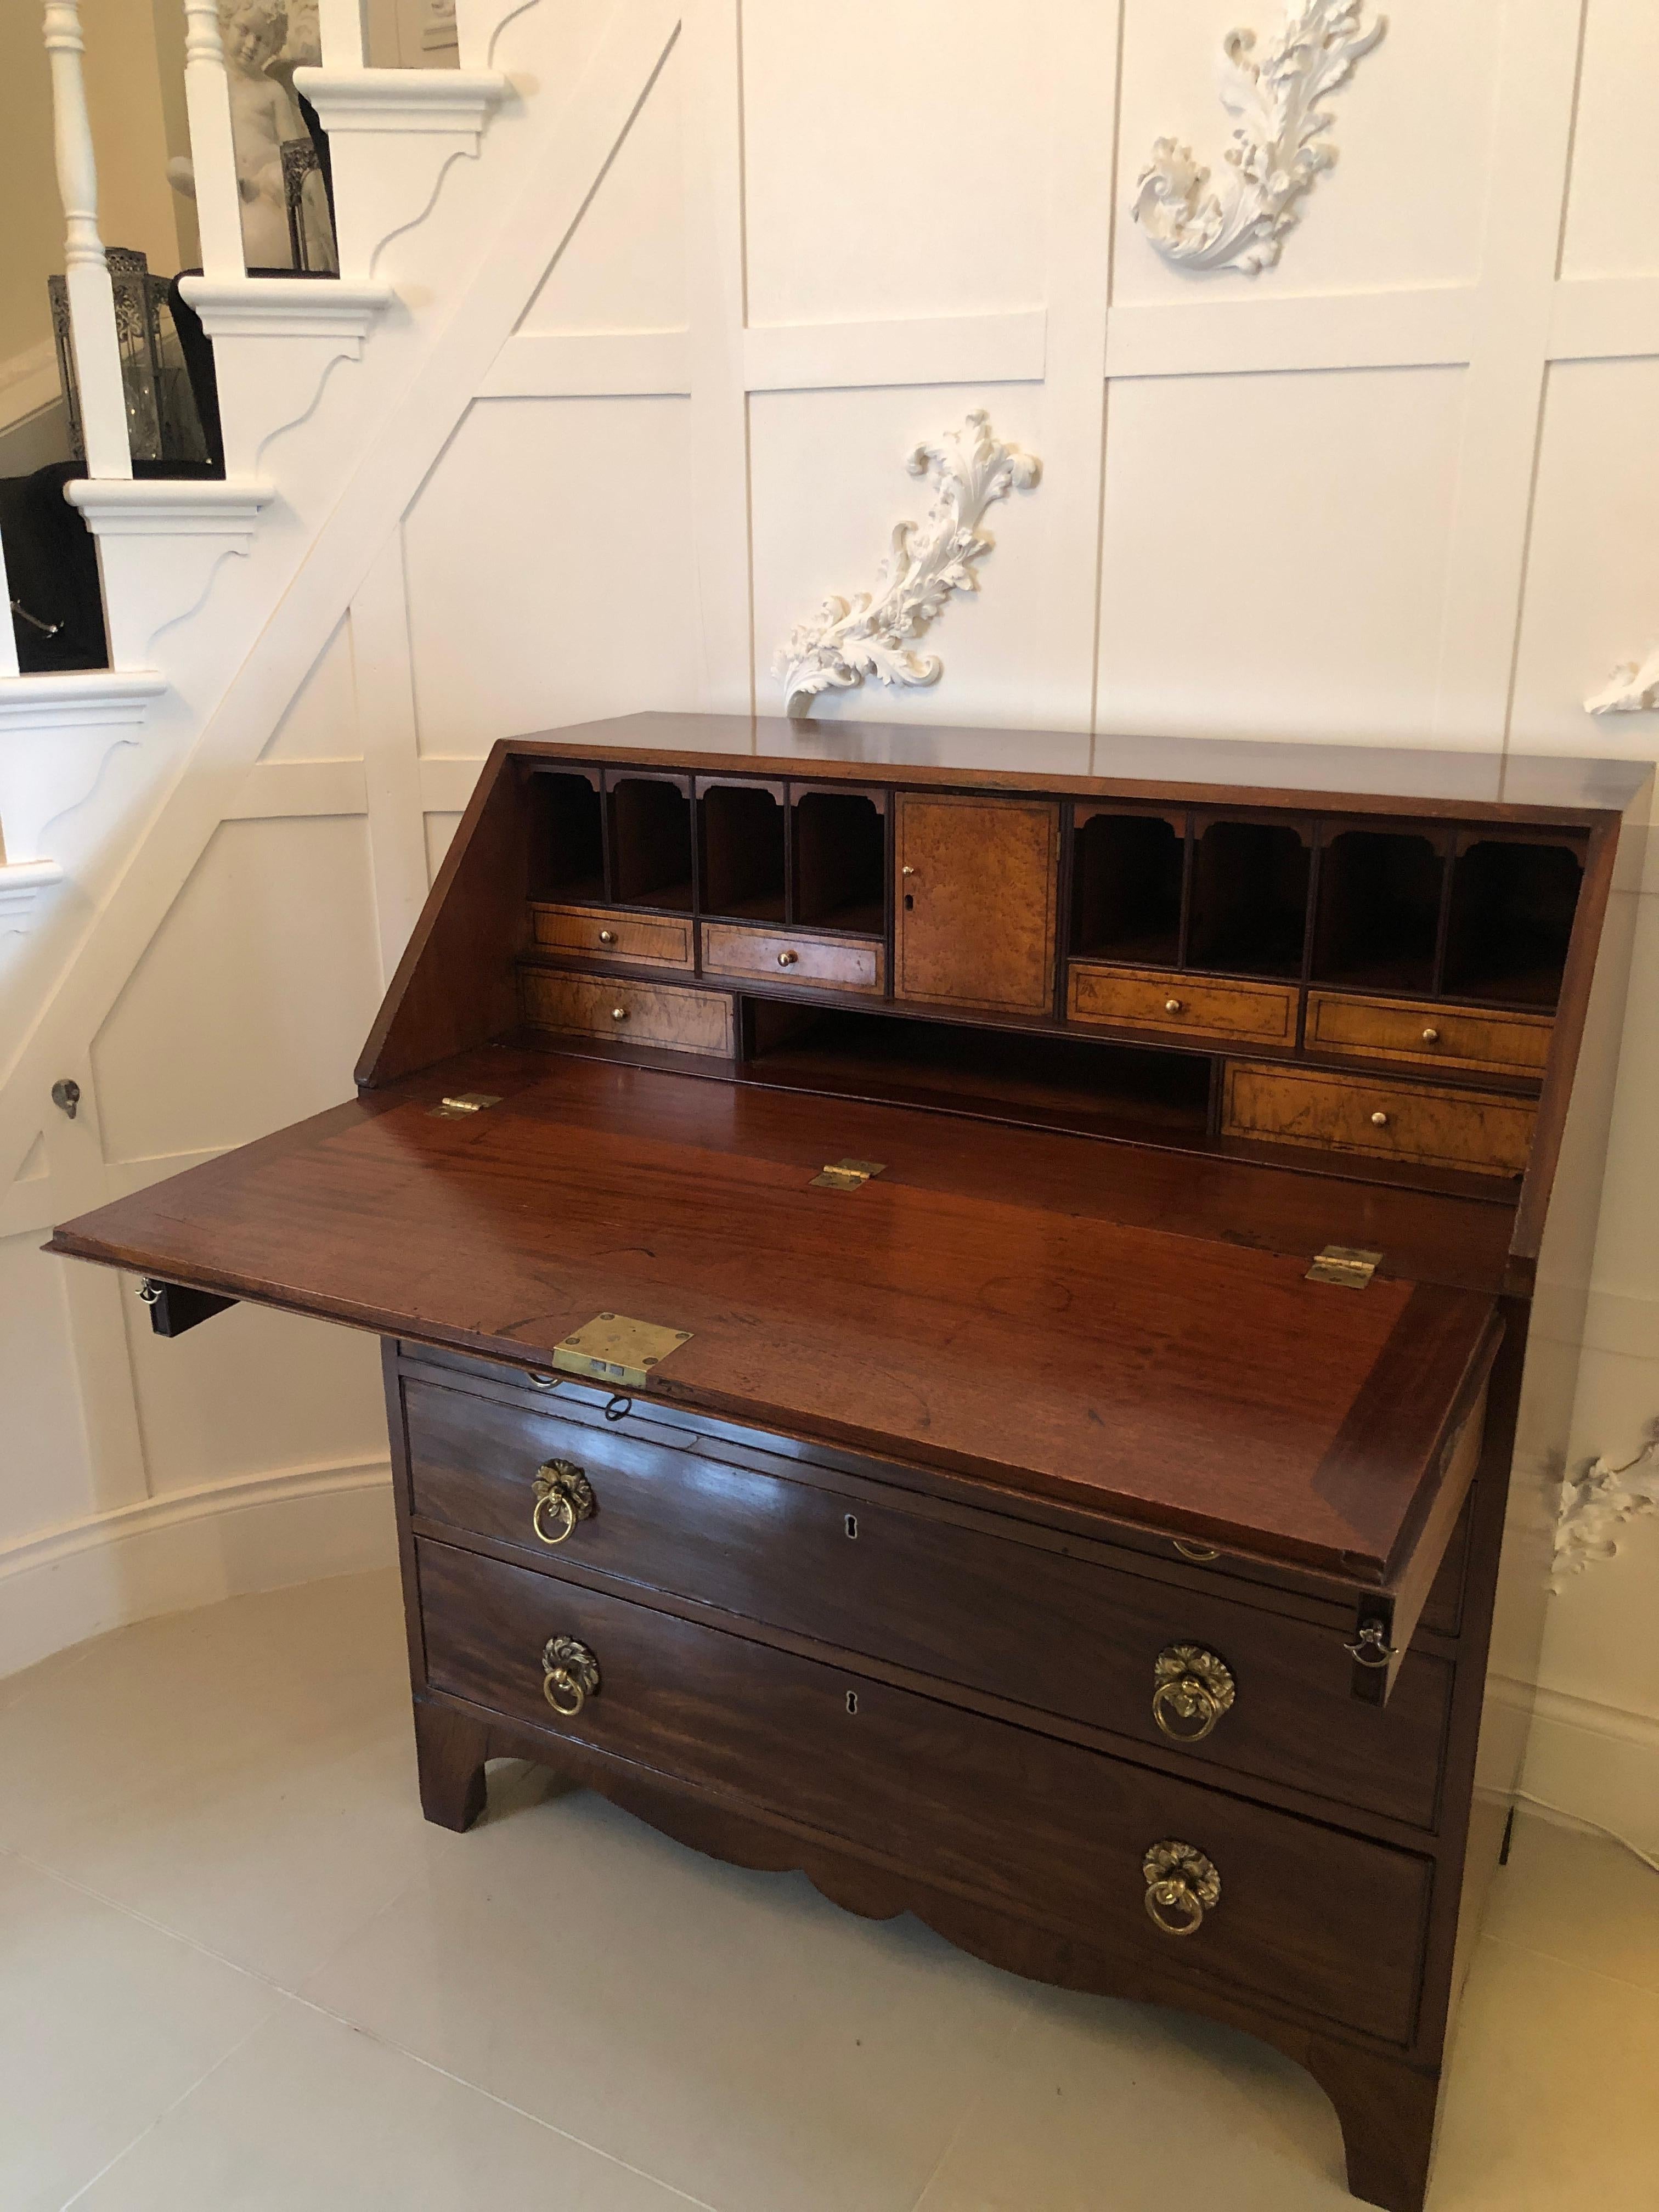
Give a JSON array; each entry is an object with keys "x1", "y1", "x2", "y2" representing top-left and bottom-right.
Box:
[{"x1": 49, "y1": 246, "x2": 208, "y2": 467}]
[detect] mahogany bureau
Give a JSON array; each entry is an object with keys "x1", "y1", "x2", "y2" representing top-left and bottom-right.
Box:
[{"x1": 48, "y1": 713, "x2": 1653, "y2": 2211}]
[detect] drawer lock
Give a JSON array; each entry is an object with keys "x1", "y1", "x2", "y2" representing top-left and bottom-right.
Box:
[
  {"x1": 1152, "y1": 1645, "x2": 1235, "y2": 1743},
  {"x1": 1143, "y1": 1840, "x2": 1221, "y2": 1937},
  {"x1": 541, "y1": 1635, "x2": 600, "y2": 1718},
  {"x1": 532, "y1": 1460, "x2": 595, "y2": 1545}
]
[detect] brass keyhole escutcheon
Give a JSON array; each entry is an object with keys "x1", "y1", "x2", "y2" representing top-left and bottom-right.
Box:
[
  {"x1": 541, "y1": 1634, "x2": 600, "y2": 1717},
  {"x1": 1143, "y1": 1840, "x2": 1220, "y2": 1937},
  {"x1": 1152, "y1": 1645, "x2": 1235, "y2": 1743},
  {"x1": 532, "y1": 1460, "x2": 595, "y2": 1546}
]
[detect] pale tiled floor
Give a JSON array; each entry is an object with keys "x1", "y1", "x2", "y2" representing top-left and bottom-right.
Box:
[{"x1": 1, "y1": 1572, "x2": 1655, "y2": 2211}]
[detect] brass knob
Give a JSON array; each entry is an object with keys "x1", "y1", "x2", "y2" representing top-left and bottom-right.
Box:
[
  {"x1": 901, "y1": 866, "x2": 916, "y2": 877},
  {"x1": 599, "y1": 928, "x2": 617, "y2": 945},
  {"x1": 1165, "y1": 998, "x2": 1183, "y2": 1015},
  {"x1": 1152, "y1": 1645, "x2": 1235, "y2": 1742},
  {"x1": 541, "y1": 1634, "x2": 600, "y2": 1717},
  {"x1": 1172, "y1": 1538, "x2": 1220, "y2": 1564},
  {"x1": 1143, "y1": 1840, "x2": 1220, "y2": 1937},
  {"x1": 777, "y1": 950, "x2": 799, "y2": 968},
  {"x1": 1421, "y1": 1026, "x2": 1438, "y2": 1044},
  {"x1": 1370, "y1": 1110, "x2": 1389, "y2": 1127},
  {"x1": 532, "y1": 1459, "x2": 595, "y2": 1546},
  {"x1": 611, "y1": 1006, "x2": 628, "y2": 1022}
]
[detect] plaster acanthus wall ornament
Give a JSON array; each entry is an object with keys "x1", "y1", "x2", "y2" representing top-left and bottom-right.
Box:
[
  {"x1": 1132, "y1": 0, "x2": 1386, "y2": 276},
  {"x1": 1585, "y1": 643, "x2": 1659, "y2": 715},
  {"x1": 1550, "y1": 1438, "x2": 1659, "y2": 1590},
  {"x1": 775, "y1": 408, "x2": 1041, "y2": 716}
]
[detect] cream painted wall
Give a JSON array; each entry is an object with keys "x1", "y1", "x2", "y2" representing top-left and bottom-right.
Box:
[{"x1": 3, "y1": 0, "x2": 1656, "y2": 1849}]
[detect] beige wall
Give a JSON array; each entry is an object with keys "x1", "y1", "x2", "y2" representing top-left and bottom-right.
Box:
[{"x1": 0, "y1": 0, "x2": 185, "y2": 384}]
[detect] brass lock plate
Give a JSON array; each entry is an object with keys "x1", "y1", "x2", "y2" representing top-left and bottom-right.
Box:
[
  {"x1": 1305, "y1": 1244, "x2": 1383, "y2": 1288},
  {"x1": 428, "y1": 1091, "x2": 503, "y2": 1120},
  {"x1": 809, "y1": 1158, "x2": 887, "y2": 1192},
  {"x1": 551, "y1": 1312, "x2": 692, "y2": 1387}
]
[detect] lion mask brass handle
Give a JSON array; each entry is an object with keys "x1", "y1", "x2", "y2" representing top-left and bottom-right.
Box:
[
  {"x1": 1152, "y1": 1644, "x2": 1235, "y2": 1743},
  {"x1": 541, "y1": 1634, "x2": 600, "y2": 1717},
  {"x1": 1143, "y1": 1840, "x2": 1221, "y2": 1937},
  {"x1": 532, "y1": 1459, "x2": 596, "y2": 1546}
]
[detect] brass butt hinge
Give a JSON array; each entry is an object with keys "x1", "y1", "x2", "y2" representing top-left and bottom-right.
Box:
[
  {"x1": 552, "y1": 1312, "x2": 692, "y2": 1388},
  {"x1": 428, "y1": 1091, "x2": 503, "y2": 1120},
  {"x1": 1306, "y1": 1244, "x2": 1383, "y2": 1289},
  {"x1": 810, "y1": 1158, "x2": 887, "y2": 1192}
]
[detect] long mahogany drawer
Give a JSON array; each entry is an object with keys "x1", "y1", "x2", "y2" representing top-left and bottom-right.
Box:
[
  {"x1": 402, "y1": 1377, "x2": 1453, "y2": 1827},
  {"x1": 419, "y1": 1540, "x2": 1432, "y2": 2045},
  {"x1": 1222, "y1": 1061, "x2": 1535, "y2": 1177},
  {"x1": 702, "y1": 922, "x2": 884, "y2": 995},
  {"x1": 1069, "y1": 963, "x2": 1295, "y2": 1047},
  {"x1": 1305, "y1": 991, "x2": 1551, "y2": 1079},
  {"x1": 529, "y1": 903, "x2": 693, "y2": 972},
  {"x1": 520, "y1": 968, "x2": 733, "y2": 1056}
]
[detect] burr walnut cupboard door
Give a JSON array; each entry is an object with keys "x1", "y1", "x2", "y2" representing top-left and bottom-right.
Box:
[{"x1": 896, "y1": 793, "x2": 1060, "y2": 1014}]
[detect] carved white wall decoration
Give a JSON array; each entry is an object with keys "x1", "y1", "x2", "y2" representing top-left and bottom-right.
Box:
[
  {"x1": 1551, "y1": 1438, "x2": 1659, "y2": 1590},
  {"x1": 775, "y1": 408, "x2": 1041, "y2": 715},
  {"x1": 1585, "y1": 643, "x2": 1659, "y2": 715},
  {"x1": 1131, "y1": 0, "x2": 1386, "y2": 276}
]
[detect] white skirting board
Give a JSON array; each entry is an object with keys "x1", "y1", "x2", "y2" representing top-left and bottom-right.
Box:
[
  {"x1": 0, "y1": 1461, "x2": 397, "y2": 1679},
  {"x1": 1491, "y1": 1673, "x2": 1659, "y2": 1860}
]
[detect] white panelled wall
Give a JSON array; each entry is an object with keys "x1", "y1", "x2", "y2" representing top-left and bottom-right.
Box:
[{"x1": 3, "y1": 0, "x2": 1658, "y2": 1847}]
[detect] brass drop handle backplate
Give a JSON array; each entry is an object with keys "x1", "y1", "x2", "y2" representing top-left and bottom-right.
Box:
[
  {"x1": 777, "y1": 949, "x2": 799, "y2": 967},
  {"x1": 541, "y1": 1634, "x2": 600, "y2": 1717},
  {"x1": 1143, "y1": 1840, "x2": 1221, "y2": 1937},
  {"x1": 1152, "y1": 1645, "x2": 1235, "y2": 1742},
  {"x1": 532, "y1": 1459, "x2": 596, "y2": 1545}
]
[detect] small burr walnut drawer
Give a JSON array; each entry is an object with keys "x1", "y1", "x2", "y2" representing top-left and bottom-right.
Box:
[
  {"x1": 1305, "y1": 991, "x2": 1552, "y2": 1078},
  {"x1": 520, "y1": 968, "x2": 733, "y2": 1056},
  {"x1": 528, "y1": 903, "x2": 693, "y2": 972},
  {"x1": 418, "y1": 1539, "x2": 1434, "y2": 2045},
  {"x1": 1222, "y1": 1061, "x2": 1536, "y2": 1177},
  {"x1": 1069, "y1": 963, "x2": 1295, "y2": 1047},
  {"x1": 701, "y1": 923, "x2": 884, "y2": 995},
  {"x1": 401, "y1": 1377, "x2": 1453, "y2": 1827}
]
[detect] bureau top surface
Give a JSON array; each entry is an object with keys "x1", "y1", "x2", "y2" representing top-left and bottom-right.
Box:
[
  {"x1": 49, "y1": 1045, "x2": 1499, "y2": 1585},
  {"x1": 511, "y1": 710, "x2": 1654, "y2": 821}
]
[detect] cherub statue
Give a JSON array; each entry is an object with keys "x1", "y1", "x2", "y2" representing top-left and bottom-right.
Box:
[{"x1": 167, "y1": 0, "x2": 332, "y2": 270}]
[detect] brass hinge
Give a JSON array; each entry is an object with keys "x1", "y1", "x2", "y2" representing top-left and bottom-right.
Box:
[
  {"x1": 552, "y1": 1312, "x2": 693, "y2": 1387},
  {"x1": 810, "y1": 1157, "x2": 887, "y2": 1192},
  {"x1": 1306, "y1": 1244, "x2": 1383, "y2": 1289},
  {"x1": 428, "y1": 1091, "x2": 503, "y2": 1119}
]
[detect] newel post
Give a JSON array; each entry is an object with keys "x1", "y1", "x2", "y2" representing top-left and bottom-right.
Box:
[
  {"x1": 181, "y1": 0, "x2": 250, "y2": 280},
  {"x1": 41, "y1": 0, "x2": 132, "y2": 479}
]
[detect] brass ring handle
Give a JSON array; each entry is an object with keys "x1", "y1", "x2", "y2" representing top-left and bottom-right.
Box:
[
  {"x1": 1172, "y1": 1538, "x2": 1220, "y2": 1564},
  {"x1": 541, "y1": 1634, "x2": 600, "y2": 1717},
  {"x1": 777, "y1": 950, "x2": 799, "y2": 967},
  {"x1": 1152, "y1": 1645, "x2": 1235, "y2": 1742},
  {"x1": 1143, "y1": 1841, "x2": 1220, "y2": 1937},
  {"x1": 599, "y1": 928, "x2": 617, "y2": 945},
  {"x1": 532, "y1": 1460, "x2": 595, "y2": 1547}
]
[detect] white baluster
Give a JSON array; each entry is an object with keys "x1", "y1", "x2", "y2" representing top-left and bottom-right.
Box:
[
  {"x1": 0, "y1": 530, "x2": 21, "y2": 678},
  {"x1": 317, "y1": 0, "x2": 366, "y2": 68},
  {"x1": 42, "y1": 0, "x2": 132, "y2": 480},
  {"x1": 181, "y1": 0, "x2": 249, "y2": 279}
]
